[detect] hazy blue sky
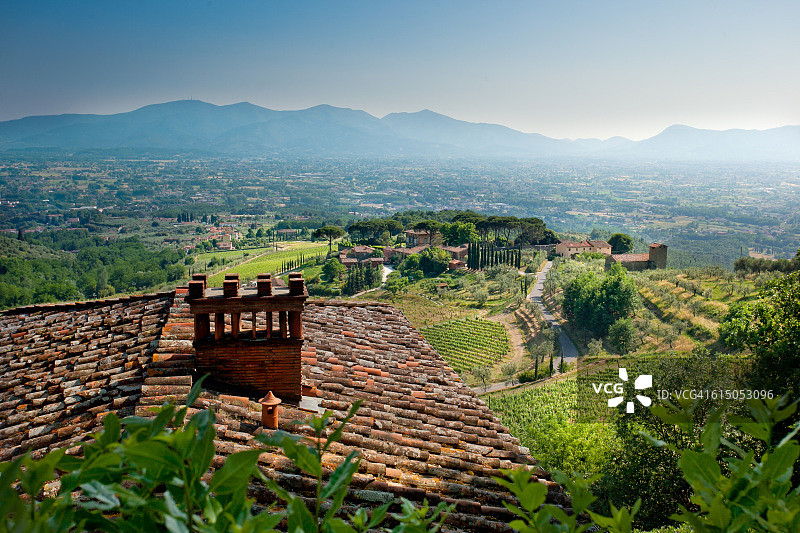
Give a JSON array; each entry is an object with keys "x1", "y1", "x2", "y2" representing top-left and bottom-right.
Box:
[{"x1": 2, "y1": 1, "x2": 798, "y2": 139}]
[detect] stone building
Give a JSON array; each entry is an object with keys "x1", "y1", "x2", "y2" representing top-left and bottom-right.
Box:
[
  {"x1": 403, "y1": 229, "x2": 433, "y2": 247},
  {"x1": 338, "y1": 245, "x2": 385, "y2": 269},
  {"x1": 555, "y1": 239, "x2": 611, "y2": 258},
  {"x1": 605, "y1": 242, "x2": 668, "y2": 271}
]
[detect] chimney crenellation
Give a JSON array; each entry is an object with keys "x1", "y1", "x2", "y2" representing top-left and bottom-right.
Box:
[{"x1": 186, "y1": 273, "x2": 308, "y2": 401}]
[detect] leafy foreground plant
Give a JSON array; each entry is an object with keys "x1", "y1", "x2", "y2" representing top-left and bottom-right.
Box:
[
  {"x1": 0, "y1": 376, "x2": 451, "y2": 533},
  {"x1": 489, "y1": 394, "x2": 800, "y2": 533},
  {"x1": 2, "y1": 374, "x2": 798, "y2": 532},
  {"x1": 0, "y1": 376, "x2": 281, "y2": 532},
  {"x1": 642, "y1": 395, "x2": 800, "y2": 532},
  {"x1": 494, "y1": 467, "x2": 640, "y2": 533}
]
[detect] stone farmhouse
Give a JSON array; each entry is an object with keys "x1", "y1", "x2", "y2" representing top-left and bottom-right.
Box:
[
  {"x1": 338, "y1": 245, "x2": 385, "y2": 270},
  {"x1": 0, "y1": 274, "x2": 569, "y2": 531},
  {"x1": 403, "y1": 228, "x2": 434, "y2": 247},
  {"x1": 605, "y1": 243, "x2": 668, "y2": 271},
  {"x1": 556, "y1": 239, "x2": 668, "y2": 271},
  {"x1": 555, "y1": 239, "x2": 612, "y2": 258},
  {"x1": 216, "y1": 233, "x2": 235, "y2": 251},
  {"x1": 372, "y1": 229, "x2": 470, "y2": 267}
]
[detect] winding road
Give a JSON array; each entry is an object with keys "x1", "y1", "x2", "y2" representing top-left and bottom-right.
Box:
[
  {"x1": 472, "y1": 261, "x2": 579, "y2": 394},
  {"x1": 528, "y1": 261, "x2": 578, "y2": 370}
]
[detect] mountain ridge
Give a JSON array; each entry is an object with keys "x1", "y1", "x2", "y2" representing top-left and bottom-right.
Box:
[{"x1": 1, "y1": 100, "x2": 798, "y2": 161}]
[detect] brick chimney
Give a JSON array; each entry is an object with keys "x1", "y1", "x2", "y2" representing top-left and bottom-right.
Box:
[{"x1": 187, "y1": 273, "x2": 307, "y2": 401}]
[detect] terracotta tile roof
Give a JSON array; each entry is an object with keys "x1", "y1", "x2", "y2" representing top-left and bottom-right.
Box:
[
  {"x1": 0, "y1": 291, "x2": 568, "y2": 531},
  {"x1": 0, "y1": 294, "x2": 173, "y2": 461},
  {"x1": 609, "y1": 253, "x2": 650, "y2": 263},
  {"x1": 558, "y1": 240, "x2": 590, "y2": 248},
  {"x1": 587, "y1": 240, "x2": 610, "y2": 248}
]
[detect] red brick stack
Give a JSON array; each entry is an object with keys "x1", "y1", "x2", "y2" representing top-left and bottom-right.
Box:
[{"x1": 187, "y1": 273, "x2": 307, "y2": 401}]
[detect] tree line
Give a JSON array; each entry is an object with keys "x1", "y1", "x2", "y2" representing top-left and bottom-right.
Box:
[
  {"x1": 0, "y1": 233, "x2": 187, "y2": 309},
  {"x1": 342, "y1": 264, "x2": 382, "y2": 295},
  {"x1": 466, "y1": 243, "x2": 522, "y2": 270},
  {"x1": 733, "y1": 252, "x2": 799, "y2": 274},
  {"x1": 341, "y1": 210, "x2": 558, "y2": 248}
]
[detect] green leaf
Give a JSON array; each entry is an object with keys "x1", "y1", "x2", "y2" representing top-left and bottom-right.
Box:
[
  {"x1": 729, "y1": 413, "x2": 770, "y2": 443},
  {"x1": 255, "y1": 430, "x2": 303, "y2": 447},
  {"x1": 366, "y1": 502, "x2": 390, "y2": 529},
  {"x1": 99, "y1": 413, "x2": 122, "y2": 448},
  {"x1": 44, "y1": 504, "x2": 78, "y2": 532},
  {"x1": 650, "y1": 401, "x2": 694, "y2": 435},
  {"x1": 700, "y1": 408, "x2": 724, "y2": 454},
  {"x1": 163, "y1": 490, "x2": 188, "y2": 520},
  {"x1": 0, "y1": 455, "x2": 24, "y2": 490},
  {"x1": 279, "y1": 437, "x2": 322, "y2": 478},
  {"x1": 113, "y1": 484, "x2": 148, "y2": 508},
  {"x1": 321, "y1": 451, "x2": 360, "y2": 500},
  {"x1": 164, "y1": 514, "x2": 190, "y2": 533},
  {"x1": 679, "y1": 450, "x2": 722, "y2": 501},
  {"x1": 190, "y1": 410, "x2": 217, "y2": 479},
  {"x1": 55, "y1": 453, "x2": 84, "y2": 473},
  {"x1": 247, "y1": 510, "x2": 284, "y2": 532},
  {"x1": 173, "y1": 406, "x2": 188, "y2": 428},
  {"x1": 120, "y1": 415, "x2": 154, "y2": 429},
  {"x1": 262, "y1": 477, "x2": 293, "y2": 502},
  {"x1": 78, "y1": 480, "x2": 121, "y2": 510},
  {"x1": 309, "y1": 410, "x2": 332, "y2": 437},
  {"x1": 286, "y1": 496, "x2": 318, "y2": 533},
  {"x1": 122, "y1": 441, "x2": 182, "y2": 472},
  {"x1": 150, "y1": 404, "x2": 177, "y2": 436},
  {"x1": 325, "y1": 517, "x2": 357, "y2": 533},
  {"x1": 707, "y1": 494, "x2": 732, "y2": 528},
  {"x1": 323, "y1": 453, "x2": 361, "y2": 523},
  {"x1": 209, "y1": 449, "x2": 262, "y2": 495},
  {"x1": 777, "y1": 421, "x2": 800, "y2": 448},
  {"x1": 187, "y1": 374, "x2": 209, "y2": 407},
  {"x1": 204, "y1": 497, "x2": 223, "y2": 524},
  {"x1": 551, "y1": 471, "x2": 598, "y2": 515},
  {"x1": 324, "y1": 400, "x2": 363, "y2": 452},
  {"x1": 761, "y1": 442, "x2": 800, "y2": 485},
  {"x1": 19, "y1": 448, "x2": 65, "y2": 497}
]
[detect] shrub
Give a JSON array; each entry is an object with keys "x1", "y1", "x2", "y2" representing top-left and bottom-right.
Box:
[{"x1": 608, "y1": 318, "x2": 637, "y2": 354}]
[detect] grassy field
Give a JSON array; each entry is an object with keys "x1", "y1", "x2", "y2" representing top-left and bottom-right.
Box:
[
  {"x1": 421, "y1": 317, "x2": 509, "y2": 373},
  {"x1": 484, "y1": 378, "x2": 619, "y2": 476},
  {"x1": 205, "y1": 242, "x2": 328, "y2": 285},
  {"x1": 194, "y1": 246, "x2": 274, "y2": 273}
]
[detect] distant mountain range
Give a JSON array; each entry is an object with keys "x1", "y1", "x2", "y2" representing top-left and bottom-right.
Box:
[{"x1": 1, "y1": 100, "x2": 798, "y2": 161}]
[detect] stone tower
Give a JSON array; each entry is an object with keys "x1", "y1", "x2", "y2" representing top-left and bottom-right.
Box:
[{"x1": 649, "y1": 243, "x2": 668, "y2": 269}]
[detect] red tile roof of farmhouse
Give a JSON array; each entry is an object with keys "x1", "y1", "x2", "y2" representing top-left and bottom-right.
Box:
[
  {"x1": 351, "y1": 245, "x2": 375, "y2": 253},
  {"x1": 0, "y1": 290, "x2": 569, "y2": 531},
  {"x1": 608, "y1": 253, "x2": 650, "y2": 262}
]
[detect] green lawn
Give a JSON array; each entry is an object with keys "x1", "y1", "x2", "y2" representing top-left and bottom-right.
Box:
[{"x1": 206, "y1": 243, "x2": 328, "y2": 285}]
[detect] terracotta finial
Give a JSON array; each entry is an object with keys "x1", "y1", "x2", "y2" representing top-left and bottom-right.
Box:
[{"x1": 260, "y1": 391, "x2": 282, "y2": 429}]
